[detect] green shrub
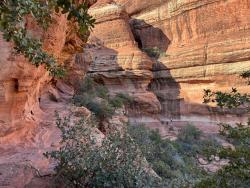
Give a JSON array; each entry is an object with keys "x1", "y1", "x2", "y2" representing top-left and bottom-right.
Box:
[
  {"x1": 87, "y1": 101, "x2": 114, "y2": 120},
  {"x1": 128, "y1": 124, "x2": 216, "y2": 187},
  {"x1": 73, "y1": 97, "x2": 114, "y2": 120},
  {"x1": 73, "y1": 77, "x2": 132, "y2": 120},
  {"x1": 46, "y1": 115, "x2": 223, "y2": 188},
  {"x1": 175, "y1": 125, "x2": 221, "y2": 159},
  {"x1": 73, "y1": 93, "x2": 92, "y2": 107},
  {"x1": 96, "y1": 85, "x2": 109, "y2": 99},
  {"x1": 109, "y1": 93, "x2": 133, "y2": 109},
  {"x1": 45, "y1": 115, "x2": 160, "y2": 188},
  {"x1": 196, "y1": 76, "x2": 250, "y2": 187},
  {"x1": 76, "y1": 76, "x2": 96, "y2": 94},
  {"x1": 177, "y1": 124, "x2": 202, "y2": 142},
  {"x1": 195, "y1": 121, "x2": 250, "y2": 188}
]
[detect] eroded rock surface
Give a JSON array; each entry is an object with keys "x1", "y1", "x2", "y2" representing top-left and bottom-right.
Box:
[
  {"x1": 0, "y1": 0, "x2": 250, "y2": 186},
  {"x1": 87, "y1": 0, "x2": 250, "y2": 133},
  {"x1": 0, "y1": 11, "x2": 92, "y2": 187},
  {"x1": 85, "y1": 2, "x2": 162, "y2": 126}
]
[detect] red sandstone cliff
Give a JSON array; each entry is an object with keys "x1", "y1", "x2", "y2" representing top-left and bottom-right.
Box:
[
  {"x1": 86, "y1": 0, "x2": 250, "y2": 135},
  {"x1": 0, "y1": 10, "x2": 93, "y2": 188},
  {"x1": 0, "y1": 0, "x2": 249, "y2": 187}
]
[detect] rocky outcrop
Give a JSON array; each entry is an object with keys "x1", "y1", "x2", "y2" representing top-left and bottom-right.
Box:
[
  {"x1": 85, "y1": 2, "x2": 162, "y2": 125},
  {"x1": 0, "y1": 12, "x2": 92, "y2": 135},
  {"x1": 87, "y1": 0, "x2": 250, "y2": 133},
  {"x1": 0, "y1": 11, "x2": 92, "y2": 188}
]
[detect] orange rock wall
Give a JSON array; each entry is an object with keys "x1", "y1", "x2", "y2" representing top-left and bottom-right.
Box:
[
  {"x1": 86, "y1": 3, "x2": 161, "y2": 118},
  {"x1": 0, "y1": 0, "x2": 249, "y2": 186},
  {"x1": 88, "y1": 0, "x2": 250, "y2": 132},
  {"x1": 0, "y1": 11, "x2": 92, "y2": 188},
  {"x1": 130, "y1": 0, "x2": 250, "y2": 128}
]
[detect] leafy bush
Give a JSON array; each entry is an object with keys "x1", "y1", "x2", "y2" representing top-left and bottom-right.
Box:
[
  {"x1": 128, "y1": 124, "x2": 219, "y2": 187},
  {"x1": 46, "y1": 113, "x2": 224, "y2": 188},
  {"x1": 204, "y1": 88, "x2": 250, "y2": 109},
  {"x1": 87, "y1": 101, "x2": 114, "y2": 120},
  {"x1": 175, "y1": 125, "x2": 221, "y2": 158},
  {"x1": 45, "y1": 115, "x2": 160, "y2": 188},
  {"x1": 109, "y1": 93, "x2": 133, "y2": 109},
  {"x1": 76, "y1": 76, "x2": 96, "y2": 94},
  {"x1": 195, "y1": 122, "x2": 250, "y2": 188},
  {"x1": 177, "y1": 124, "x2": 202, "y2": 142}
]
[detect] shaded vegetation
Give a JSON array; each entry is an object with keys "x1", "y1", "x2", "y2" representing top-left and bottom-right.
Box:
[
  {"x1": 45, "y1": 115, "x2": 160, "y2": 188},
  {"x1": 47, "y1": 76, "x2": 220, "y2": 188},
  {"x1": 142, "y1": 47, "x2": 166, "y2": 59},
  {"x1": 129, "y1": 124, "x2": 221, "y2": 187},
  {"x1": 46, "y1": 111, "x2": 222, "y2": 187},
  {"x1": 73, "y1": 77, "x2": 133, "y2": 120}
]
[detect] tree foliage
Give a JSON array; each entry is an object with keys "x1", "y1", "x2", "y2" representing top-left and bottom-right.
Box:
[
  {"x1": 128, "y1": 124, "x2": 221, "y2": 187},
  {"x1": 46, "y1": 113, "x2": 224, "y2": 187},
  {"x1": 45, "y1": 115, "x2": 160, "y2": 188},
  {"x1": 0, "y1": 0, "x2": 95, "y2": 77},
  {"x1": 196, "y1": 73, "x2": 250, "y2": 187}
]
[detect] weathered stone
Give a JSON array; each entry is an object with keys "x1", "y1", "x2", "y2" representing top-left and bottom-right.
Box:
[
  {"x1": 0, "y1": 11, "x2": 90, "y2": 188},
  {"x1": 85, "y1": 2, "x2": 162, "y2": 125},
  {"x1": 87, "y1": 0, "x2": 250, "y2": 132},
  {"x1": 0, "y1": 0, "x2": 250, "y2": 186}
]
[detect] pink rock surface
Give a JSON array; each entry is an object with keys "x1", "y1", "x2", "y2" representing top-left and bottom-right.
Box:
[
  {"x1": 88, "y1": 0, "x2": 250, "y2": 134},
  {"x1": 0, "y1": 11, "x2": 91, "y2": 187}
]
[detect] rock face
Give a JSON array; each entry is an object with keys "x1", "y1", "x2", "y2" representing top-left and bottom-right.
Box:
[
  {"x1": 0, "y1": 12, "x2": 92, "y2": 187},
  {"x1": 87, "y1": 0, "x2": 250, "y2": 133},
  {"x1": 85, "y1": 2, "x2": 161, "y2": 125},
  {"x1": 0, "y1": 0, "x2": 249, "y2": 186},
  {"x1": 0, "y1": 13, "x2": 93, "y2": 136},
  {"x1": 0, "y1": 14, "x2": 67, "y2": 137}
]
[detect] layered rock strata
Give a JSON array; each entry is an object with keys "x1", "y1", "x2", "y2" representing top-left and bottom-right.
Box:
[
  {"x1": 129, "y1": 0, "x2": 250, "y2": 131},
  {"x1": 87, "y1": 0, "x2": 250, "y2": 133},
  {"x1": 85, "y1": 2, "x2": 162, "y2": 124},
  {"x1": 0, "y1": 0, "x2": 249, "y2": 186}
]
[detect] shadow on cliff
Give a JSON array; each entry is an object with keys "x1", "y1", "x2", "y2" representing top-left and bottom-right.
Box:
[
  {"x1": 130, "y1": 19, "x2": 181, "y2": 121},
  {"x1": 130, "y1": 19, "x2": 171, "y2": 54},
  {"x1": 148, "y1": 62, "x2": 182, "y2": 121},
  {"x1": 86, "y1": 20, "x2": 182, "y2": 123},
  {"x1": 129, "y1": 19, "x2": 248, "y2": 123},
  {"x1": 85, "y1": 18, "x2": 249, "y2": 130}
]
